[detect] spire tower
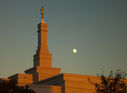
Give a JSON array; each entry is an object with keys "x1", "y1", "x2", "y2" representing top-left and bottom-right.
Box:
[{"x1": 25, "y1": 6, "x2": 61, "y2": 83}]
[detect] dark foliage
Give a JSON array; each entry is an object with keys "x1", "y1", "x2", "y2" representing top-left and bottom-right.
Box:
[
  {"x1": 0, "y1": 79, "x2": 35, "y2": 93},
  {"x1": 88, "y1": 70, "x2": 127, "y2": 93}
]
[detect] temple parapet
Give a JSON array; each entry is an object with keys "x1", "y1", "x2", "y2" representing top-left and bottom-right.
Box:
[{"x1": 8, "y1": 73, "x2": 33, "y2": 86}]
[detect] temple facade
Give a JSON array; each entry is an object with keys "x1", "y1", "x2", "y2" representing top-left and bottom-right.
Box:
[{"x1": 6, "y1": 6, "x2": 100, "y2": 93}]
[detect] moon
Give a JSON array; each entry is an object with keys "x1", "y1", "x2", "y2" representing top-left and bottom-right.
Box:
[{"x1": 72, "y1": 48, "x2": 77, "y2": 54}]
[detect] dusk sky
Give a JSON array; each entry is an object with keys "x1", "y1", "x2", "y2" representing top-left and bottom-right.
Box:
[{"x1": 0, "y1": 0, "x2": 127, "y2": 78}]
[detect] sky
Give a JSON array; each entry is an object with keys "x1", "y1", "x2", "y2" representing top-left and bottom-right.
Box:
[{"x1": 0, "y1": 0, "x2": 127, "y2": 78}]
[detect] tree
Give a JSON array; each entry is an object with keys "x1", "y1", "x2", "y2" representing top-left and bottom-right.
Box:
[
  {"x1": 0, "y1": 79, "x2": 35, "y2": 93},
  {"x1": 88, "y1": 70, "x2": 127, "y2": 93}
]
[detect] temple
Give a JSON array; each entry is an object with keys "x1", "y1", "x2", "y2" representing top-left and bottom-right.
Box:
[{"x1": 4, "y1": 6, "x2": 100, "y2": 93}]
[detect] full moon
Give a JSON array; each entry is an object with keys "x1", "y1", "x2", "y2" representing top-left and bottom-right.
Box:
[{"x1": 72, "y1": 48, "x2": 77, "y2": 54}]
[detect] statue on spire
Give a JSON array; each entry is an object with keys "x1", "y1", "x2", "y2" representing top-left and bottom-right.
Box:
[{"x1": 41, "y1": 6, "x2": 44, "y2": 19}]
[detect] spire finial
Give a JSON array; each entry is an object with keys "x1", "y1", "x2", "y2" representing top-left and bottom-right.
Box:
[{"x1": 41, "y1": 6, "x2": 44, "y2": 19}]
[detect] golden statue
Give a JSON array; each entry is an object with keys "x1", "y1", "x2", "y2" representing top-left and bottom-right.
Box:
[{"x1": 41, "y1": 6, "x2": 44, "y2": 19}]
